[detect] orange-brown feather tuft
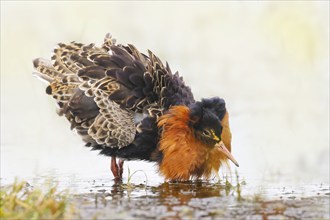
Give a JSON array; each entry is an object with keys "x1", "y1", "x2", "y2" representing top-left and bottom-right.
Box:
[{"x1": 157, "y1": 106, "x2": 231, "y2": 181}]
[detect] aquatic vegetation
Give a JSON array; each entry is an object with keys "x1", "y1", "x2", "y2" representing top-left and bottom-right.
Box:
[
  {"x1": 221, "y1": 170, "x2": 246, "y2": 200},
  {"x1": 0, "y1": 180, "x2": 74, "y2": 219},
  {"x1": 126, "y1": 167, "x2": 148, "y2": 187},
  {"x1": 115, "y1": 167, "x2": 150, "y2": 193},
  {"x1": 235, "y1": 170, "x2": 245, "y2": 201}
]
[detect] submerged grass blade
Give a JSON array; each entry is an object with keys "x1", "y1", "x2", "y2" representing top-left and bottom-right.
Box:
[{"x1": 127, "y1": 167, "x2": 149, "y2": 186}]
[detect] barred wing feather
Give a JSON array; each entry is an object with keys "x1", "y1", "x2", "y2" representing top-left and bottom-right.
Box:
[{"x1": 33, "y1": 34, "x2": 194, "y2": 149}]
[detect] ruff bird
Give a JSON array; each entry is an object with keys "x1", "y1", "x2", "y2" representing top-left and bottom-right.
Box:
[{"x1": 33, "y1": 34, "x2": 239, "y2": 181}]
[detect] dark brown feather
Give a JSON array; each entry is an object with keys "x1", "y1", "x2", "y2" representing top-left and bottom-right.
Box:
[{"x1": 33, "y1": 33, "x2": 194, "y2": 150}]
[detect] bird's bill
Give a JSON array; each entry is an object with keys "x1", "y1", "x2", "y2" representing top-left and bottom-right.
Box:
[{"x1": 215, "y1": 141, "x2": 239, "y2": 167}]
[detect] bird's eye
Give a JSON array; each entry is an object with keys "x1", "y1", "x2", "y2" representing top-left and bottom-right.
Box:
[{"x1": 202, "y1": 129, "x2": 211, "y2": 137}]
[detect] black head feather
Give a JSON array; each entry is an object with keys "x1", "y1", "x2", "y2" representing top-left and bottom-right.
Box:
[
  {"x1": 199, "y1": 97, "x2": 226, "y2": 120},
  {"x1": 189, "y1": 97, "x2": 227, "y2": 146}
]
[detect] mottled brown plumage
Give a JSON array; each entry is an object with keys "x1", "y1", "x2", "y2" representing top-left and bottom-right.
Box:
[{"x1": 33, "y1": 33, "x2": 238, "y2": 181}]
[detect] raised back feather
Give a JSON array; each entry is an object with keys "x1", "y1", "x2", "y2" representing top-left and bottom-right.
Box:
[{"x1": 33, "y1": 33, "x2": 194, "y2": 150}]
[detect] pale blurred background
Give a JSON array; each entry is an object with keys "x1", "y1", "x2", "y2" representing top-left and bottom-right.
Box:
[{"x1": 1, "y1": 1, "x2": 329, "y2": 188}]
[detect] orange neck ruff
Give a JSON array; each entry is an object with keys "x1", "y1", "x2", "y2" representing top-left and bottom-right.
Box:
[{"x1": 157, "y1": 106, "x2": 227, "y2": 181}]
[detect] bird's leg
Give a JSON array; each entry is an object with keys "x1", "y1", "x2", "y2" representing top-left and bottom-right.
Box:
[
  {"x1": 110, "y1": 156, "x2": 121, "y2": 181},
  {"x1": 118, "y1": 159, "x2": 124, "y2": 178}
]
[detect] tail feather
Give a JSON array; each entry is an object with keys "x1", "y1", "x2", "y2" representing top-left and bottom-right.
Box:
[
  {"x1": 32, "y1": 71, "x2": 53, "y2": 83},
  {"x1": 32, "y1": 58, "x2": 62, "y2": 83},
  {"x1": 51, "y1": 42, "x2": 82, "y2": 80},
  {"x1": 32, "y1": 34, "x2": 124, "y2": 148}
]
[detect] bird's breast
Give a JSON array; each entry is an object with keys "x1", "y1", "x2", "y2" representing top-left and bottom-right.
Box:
[{"x1": 157, "y1": 106, "x2": 222, "y2": 181}]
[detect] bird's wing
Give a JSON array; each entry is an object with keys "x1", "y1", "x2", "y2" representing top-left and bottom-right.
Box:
[
  {"x1": 107, "y1": 44, "x2": 196, "y2": 117},
  {"x1": 33, "y1": 34, "x2": 194, "y2": 148},
  {"x1": 76, "y1": 44, "x2": 194, "y2": 118},
  {"x1": 33, "y1": 37, "x2": 135, "y2": 148}
]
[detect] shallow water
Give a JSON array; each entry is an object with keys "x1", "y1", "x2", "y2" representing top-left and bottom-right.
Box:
[
  {"x1": 29, "y1": 175, "x2": 328, "y2": 219},
  {"x1": 1, "y1": 1, "x2": 329, "y2": 219},
  {"x1": 72, "y1": 189, "x2": 329, "y2": 219},
  {"x1": 5, "y1": 166, "x2": 327, "y2": 219}
]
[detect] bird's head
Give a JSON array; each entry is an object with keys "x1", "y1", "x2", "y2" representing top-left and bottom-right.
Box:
[
  {"x1": 188, "y1": 97, "x2": 239, "y2": 167},
  {"x1": 157, "y1": 97, "x2": 239, "y2": 181}
]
